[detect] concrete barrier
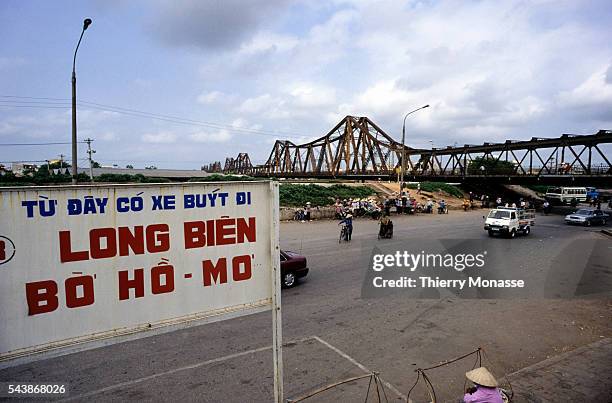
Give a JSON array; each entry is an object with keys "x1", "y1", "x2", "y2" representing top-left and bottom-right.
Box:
[{"x1": 280, "y1": 206, "x2": 337, "y2": 221}]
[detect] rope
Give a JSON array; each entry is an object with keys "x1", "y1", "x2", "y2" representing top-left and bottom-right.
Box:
[
  {"x1": 420, "y1": 347, "x2": 482, "y2": 371},
  {"x1": 288, "y1": 372, "x2": 390, "y2": 403},
  {"x1": 481, "y1": 347, "x2": 514, "y2": 400},
  {"x1": 365, "y1": 375, "x2": 373, "y2": 403},
  {"x1": 405, "y1": 370, "x2": 421, "y2": 402},
  {"x1": 406, "y1": 347, "x2": 516, "y2": 403},
  {"x1": 376, "y1": 374, "x2": 390, "y2": 403},
  {"x1": 374, "y1": 374, "x2": 381, "y2": 403},
  {"x1": 421, "y1": 370, "x2": 437, "y2": 402},
  {"x1": 464, "y1": 349, "x2": 482, "y2": 392},
  {"x1": 406, "y1": 348, "x2": 483, "y2": 403}
]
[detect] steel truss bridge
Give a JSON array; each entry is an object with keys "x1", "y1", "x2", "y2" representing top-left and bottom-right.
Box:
[{"x1": 218, "y1": 116, "x2": 612, "y2": 185}]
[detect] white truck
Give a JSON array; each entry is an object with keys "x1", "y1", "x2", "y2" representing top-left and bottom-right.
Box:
[{"x1": 484, "y1": 208, "x2": 535, "y2": 238}]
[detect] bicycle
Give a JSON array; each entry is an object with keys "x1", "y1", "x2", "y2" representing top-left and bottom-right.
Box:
[{"x1": 339, "y1": 225, "x2": 349, "y2": 243}]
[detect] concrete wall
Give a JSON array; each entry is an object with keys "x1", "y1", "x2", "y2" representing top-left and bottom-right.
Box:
[{"x1": 280, "y1": 206, "x2": 337, "y2": 221}]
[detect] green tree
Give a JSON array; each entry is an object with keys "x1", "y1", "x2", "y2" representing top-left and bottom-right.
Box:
[
  {"x1": 468, "y1": 156, "x2": 515, "y2": 175},
  {"x1": 48, "y1": 161, "x2": 71, "y2": 169}
]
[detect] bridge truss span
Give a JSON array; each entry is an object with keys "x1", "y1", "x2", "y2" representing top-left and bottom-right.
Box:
[{"x1": 218, "y1": 116, "x2": 611, "y2": 184}]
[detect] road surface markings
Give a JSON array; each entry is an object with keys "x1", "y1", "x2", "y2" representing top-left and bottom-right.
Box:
[
  {"x1": 59, "y1": 345, "x2": 274, "y2": 401},
  {"x1": 312, "y1": 335, "x2": 407, "y2": 400},
  {"x1": 61, "y1": 335, "x2": 406, "y2": 401},
  {"x1": 61, "y1": 336, "x2": 315, "y2": 401}
]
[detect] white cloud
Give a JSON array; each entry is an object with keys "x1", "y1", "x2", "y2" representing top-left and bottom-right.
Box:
[
  {"x1": 558, "y1": 64, "x2": 612, "y2": 110},
  {"x1": 239, "y1": 31, "x2": 299, "y2": 55},
  {"x1": 239, "y1": 94, "x2": 282, "y2": 115},
  {"x1": 141, "y1": 132, "x2": 177, "y2": 143},
  {"x1": 289, "y1": 83, "x2": 337, "y2": 108},
  {"x1": 197, "y1": 90, "x2": 225, "y2": 104},
  {"x1": 189, "y1": 129, "x2": 231, "y2": 143},
  {"x1": 2, "y1": 0, "x2": 611, "y2": 168}
]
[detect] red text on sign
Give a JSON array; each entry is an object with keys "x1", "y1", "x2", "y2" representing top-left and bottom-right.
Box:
[
  {"x1": 203, "y1": 254, "x2": 252, "y2": 286},
  {"x1": 184, "y1": 217, "x2": 256, "y2": 249},
  {"x1": 118, "y1": 263, "x2": 176, "y2": 300},
  {"x1": 59, "y1": 224, "x2": 170, "y2": 263},
  {"x1": 25, "y1": 275, "x2": 95, "y2": 316}
]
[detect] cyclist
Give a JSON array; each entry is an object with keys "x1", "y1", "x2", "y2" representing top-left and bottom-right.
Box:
[{"x1": 338, "y1": 213, "x2": 353, "y2": 241}]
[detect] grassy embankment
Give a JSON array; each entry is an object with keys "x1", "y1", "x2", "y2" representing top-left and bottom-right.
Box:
[{"x1": 406, "y1": 182, "x2": 464, "y2": 198}]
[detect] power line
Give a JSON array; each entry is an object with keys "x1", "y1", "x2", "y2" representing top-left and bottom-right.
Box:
[
  {"x1": 0, "y1": 99, "x2": 69, "y2": 105},
  {"x1": 0, "y1": 141, "x2": 86, "y2": 146},
  {"x1": 0, "y1": 95, "x2": 66, "y2": 101},
  {"x1": 0, "y1": 159, "x2": 52, "y2": 163},
  {"x1": 0, "y1": 95, "x2": 308, "y2": 138},
  {"x1": 0, "y1": 104, "x2": 71, "y2": 109}
]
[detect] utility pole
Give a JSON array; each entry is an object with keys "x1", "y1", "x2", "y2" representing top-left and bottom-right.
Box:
[
  {"x1": 85, "y1": 138, "x2": 95, "y2": 181},
  {"x1": 400, "y1": 104, "x2": 430, "y2": 194},
  {"x1": 71, "y1": 18, "x2": 93, "y2": 185},
  {"x1": 59, "y1": 154, "x2": 65, "y2": 173}
]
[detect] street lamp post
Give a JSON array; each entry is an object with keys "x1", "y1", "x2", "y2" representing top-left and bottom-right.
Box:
[
  {"x1": 400, "y1": 104, "x2": 429, "y2": 194},
  {"x1": 71, "y1": 18, "x2": 92, "y2": 185}
]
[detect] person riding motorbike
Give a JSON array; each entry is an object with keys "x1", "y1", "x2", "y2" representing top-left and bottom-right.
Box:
[{"x1": 462, "y1": 199, "x2": 471, "y2": 211}]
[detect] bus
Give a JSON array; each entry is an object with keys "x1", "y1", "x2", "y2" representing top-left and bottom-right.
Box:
[{"x1": 545, "y1": 187, "x2": 587, "y2": 205}]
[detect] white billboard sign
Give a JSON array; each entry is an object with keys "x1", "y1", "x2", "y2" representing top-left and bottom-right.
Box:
[{"x1": 0, "y1": 182, "x2": 281, "y2": 369}]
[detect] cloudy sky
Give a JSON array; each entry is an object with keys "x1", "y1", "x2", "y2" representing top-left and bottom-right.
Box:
[{"x1": 1, "y1": 0, "x2": 611, "y2": 169}]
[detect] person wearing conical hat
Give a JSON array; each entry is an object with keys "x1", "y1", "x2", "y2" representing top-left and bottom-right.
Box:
[
  {"x1": 304, "y1": 202, "x2": 312, "y2": 222},
  {"x1": 338, "y1": 214, "x2": 353, "y2": 241},
  {"x1": 463, "y1": 367, "x2": 503, "y2": 403}
]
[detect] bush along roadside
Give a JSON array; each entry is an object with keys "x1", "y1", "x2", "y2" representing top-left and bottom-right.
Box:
[{"x1": 279, "y1": 184, "x2": 375, "y2": 207}]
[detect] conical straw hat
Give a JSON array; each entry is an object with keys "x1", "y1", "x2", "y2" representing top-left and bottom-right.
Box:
[{"x1": 465, "y1": 367, "x2": 498, "y2": 387}]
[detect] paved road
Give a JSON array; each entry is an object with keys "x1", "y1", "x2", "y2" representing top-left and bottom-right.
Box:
[{"x1": 1, "y1": 210, "x2": 611, "y2": 402}]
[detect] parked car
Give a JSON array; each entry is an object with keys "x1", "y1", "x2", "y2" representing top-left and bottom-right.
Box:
[
  {"x1": 564, "y1": 209, "x2": 608, "y2": 226},
  {"x1": 280, "y1": 250, "x2": 308, "y2": 288}
]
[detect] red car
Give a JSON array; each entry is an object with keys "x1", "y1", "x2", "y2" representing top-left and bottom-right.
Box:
[{"x1": 280, "y1": 250, "x2": 309, "y2": 288}]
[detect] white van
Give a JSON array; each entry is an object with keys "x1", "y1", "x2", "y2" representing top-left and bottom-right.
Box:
[
  {"x1": 484, "y1": 208, "x2": 535, "y2": 238},
  {"x1": 545, "y1": 187, "x2": 587, "y2": 204}
]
